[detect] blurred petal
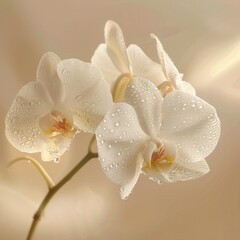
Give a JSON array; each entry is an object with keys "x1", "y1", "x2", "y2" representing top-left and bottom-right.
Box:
[
  {"x1": 105, "y1": 20, "x2": 131, "y2": 73},
  {"x1": 91, "y1": 43, "x2": 120, "y2": 90},
  {"x1": 161, "y1": 90, "x2": 221, "y2": 160},
  {"x1": 127, "y1": 44, "x2": 167, "y2": 85},
  {"x1": 96, "y1": 103, "x2": 149, "y2": 198},
  {"x1": 36, "y1": 52, "x2": 65, "y2": 104},
  {"x1": 5, "y1": 81, "x2": 53, "y2": 153},
  {"x1": 57, "y1": 59, "x2": 113, "y2": 133},
  {"x1": 125, "y1": 77, "x2": 163, "y2": 137}
]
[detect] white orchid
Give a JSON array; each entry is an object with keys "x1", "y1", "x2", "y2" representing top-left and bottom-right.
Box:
[
  {"x1": 91, "y1": 20, "x2": 195, "y2": 102},
  {"x1": 5, "y1": 52, "x2": 112, "y2": 161},
  {"x1": 91, "y1": 20, "x2": 166, "y2": 102},
  {"x1": 96, "y1": 77, "x2": 220, "y2": 199}
]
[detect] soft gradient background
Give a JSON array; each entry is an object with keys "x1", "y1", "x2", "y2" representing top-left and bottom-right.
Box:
[{"x1": 1, "y1": 0, "x2": 240, "y2": 239}]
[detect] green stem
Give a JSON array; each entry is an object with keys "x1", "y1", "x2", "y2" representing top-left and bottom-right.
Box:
[
  {"x1": 26, "y1": 151, "x2": 98, "y2": 240},
  {"x1": 8, "y1": 156, "x2": 54, "y2": 189}
]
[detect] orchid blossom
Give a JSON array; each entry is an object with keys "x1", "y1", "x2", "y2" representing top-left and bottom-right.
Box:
[
  {"x1": 91, "y1": 20, "x2": 195, "y2": 102},
  {"x1": 91, "y1": 20, "x2": 166, "y2": 102},
  {"x1": 5, "y1": 52, "x2": 112, "y2": 161},
  {"x1": 96, "y1": 77, "x2": 220, "y2": 199}
]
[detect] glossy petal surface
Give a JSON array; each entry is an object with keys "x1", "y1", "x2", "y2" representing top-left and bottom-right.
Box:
[
  {"x1": 91, "y1": 43, "x2": 120, "y2": 90},
  {"x1": 58, "y1": 59, "x2": 113, "y2": 133},
  {"x1": 96, "y1": 103, "x2": 149, "y2": 198},
  {"x1": 105, "y1": 20, "x2": 131, "y2": 73},
  {"x1": 161, "y1": 90, "x2": 221, "y2": 160},
  {"x1": 5, "y1": 81, "x2": 53, "y2": 153},
  {"x1": 127, "y1": 44, "x2": 167, "y2": 85},
  {"x1": 125, "y1": 77, "x2": 163, "y2": 137}
]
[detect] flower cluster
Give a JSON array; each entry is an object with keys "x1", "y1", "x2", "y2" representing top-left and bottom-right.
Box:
[{"x1": 5, "y1": 20, "x2": 221, "y2": 198}]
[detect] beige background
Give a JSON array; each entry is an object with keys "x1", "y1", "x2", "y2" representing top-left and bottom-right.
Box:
[{"x1": 1, "y1": 0, "x2": 240, "y2": 239}]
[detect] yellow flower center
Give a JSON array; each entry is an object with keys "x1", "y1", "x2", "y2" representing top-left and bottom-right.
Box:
[
  {"x1": 148, "y1": 146, "x2": 175, "y2": 169},
  {"x1": 143, "y1": 141, "x2": 176, "y2": 170},
  {"x1": 41, "y1": 111, "x2": 76, "y2": 138}
]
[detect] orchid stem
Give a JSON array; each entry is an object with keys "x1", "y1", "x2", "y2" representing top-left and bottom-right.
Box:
[
  {"x1": 88, "y1": 135, "x2": 96, "y2": 153},
  {"x1": 8, "y1": 156, "x2": 54, "y2": 189},
  {"x1": 26, "y1": 151, "x2": 98, "y2": 240}
]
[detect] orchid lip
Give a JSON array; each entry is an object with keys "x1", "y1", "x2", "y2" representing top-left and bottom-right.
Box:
[{"x1": 143, "y1": 140, "x2": 176, "y2": 170}]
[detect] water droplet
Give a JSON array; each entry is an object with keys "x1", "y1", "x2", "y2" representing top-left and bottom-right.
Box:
[
  {"x1": 98, "y1": 134, "x2": 102, "y2": 138},
  {"x1": 29, "y1": 100, "x2": 35, "y2": 106},
  {"x1": 117, "y1": 152, "x2": 121, "y2": 156},
  {"x1": 198, "y1": 105, "x2": 203, "y2": 109},
  {"x1": 110, "y1": 129, "x2": 114, "y2": 133},
  {"x1": 115, "y1": 122, "x2": 120, "y2": 127},
  {"x1": 191, "y1": 103, "x2": 196, "y2": 108},
  {"x1": 54, "y1": 157, "x2": 60, "y2": 163},
  {"x1": 182, "y1": 107, "x2": 186, "y2": 111},
  {"x1": 108, "y1": 144, "x2": 112, "y2": 148}
]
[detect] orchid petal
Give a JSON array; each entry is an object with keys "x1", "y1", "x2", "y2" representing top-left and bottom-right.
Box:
[
  {"x1": 41, "y1": 135, "x2": 73, "y2": 161},
  {"x1": 169, "y1": 158, "x2": 210, "y2": 182},
  {"x1": 105, "y1": 20, "x2": 131, "y2": 74},
  {"x1": 151, "y1": 34, "x2": 179, "y2": 83},
  {"x1": 161, "y1": 90, "x2": 221, "y2": 160},
  {"x1": 57, "y1": 59, "x2": 113, "y2": 133},
  {"x1": 151, "y1": 34, "x2": 196, "y2": 94},
  {"x1": 36, "y1": 52, "x2": 65, "y2": 104},
  {"x1": 96, "y1": 103, "x2": 149, "y2": 198},
  {"x1": 127, "y1": 44, "x2": 167, "y2": 86},
  {"x1": 5, "y1": 81, "x2": 53, "y2": 153},
  {"x1": 181, "y1": 81, "x2": 196, "y2": 95},
  {"x1": 91, "y1": 43, "x2": 121, "y2": 90},
  {"x1": 125, "y1": 77, "x2": 163, "y2": 137}
]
